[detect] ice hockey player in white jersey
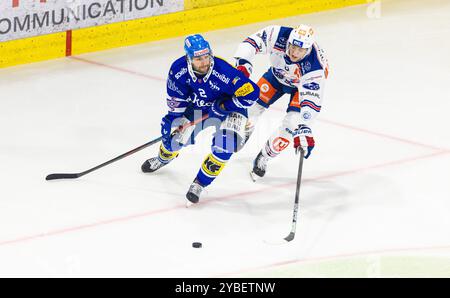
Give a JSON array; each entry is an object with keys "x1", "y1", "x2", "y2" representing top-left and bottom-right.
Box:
[{"x1": 233, "y1": 24, "x2": 329, "y2": 180}]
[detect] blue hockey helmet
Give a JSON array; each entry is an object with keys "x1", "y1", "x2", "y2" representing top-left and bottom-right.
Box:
[{"x1": 184, "y1": 34, "x2": 213, "y2": 60}]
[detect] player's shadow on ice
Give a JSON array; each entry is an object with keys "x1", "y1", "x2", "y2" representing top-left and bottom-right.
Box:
[
  {"x1": 204, "y1": 170, "x2": 395, "y2": 220},
  {"x1": 204, "y1": 178, "x2": 352, "y2": 219}
]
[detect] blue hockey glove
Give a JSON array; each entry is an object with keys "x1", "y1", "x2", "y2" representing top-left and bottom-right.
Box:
[{"x1": 209, "y1": 98, "x2": 230, "y2": 121}]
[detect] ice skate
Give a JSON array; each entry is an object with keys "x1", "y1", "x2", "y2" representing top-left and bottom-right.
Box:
[
  {"x1": 141, "y1": 157, "x2": 167, "y2": 173},
  {"x1": 250, "y1": 151, "x2": 269, "y2": 182},
  {"x1": 186, "y1": 179, "x2": 204, "y2": 206}
]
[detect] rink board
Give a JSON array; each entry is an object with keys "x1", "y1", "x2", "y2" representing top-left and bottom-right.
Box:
[{"x1": 0, "y1": 0, "x2": 366, "y2": 68}]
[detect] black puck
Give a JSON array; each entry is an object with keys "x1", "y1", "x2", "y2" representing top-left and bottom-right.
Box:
[{"x1": 192, "y1": 242, "x2": 202, "y2": 248}]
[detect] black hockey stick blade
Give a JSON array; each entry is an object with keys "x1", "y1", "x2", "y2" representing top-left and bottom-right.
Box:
[
  {"x1": 284, "y1": 232, "x2": 295, "y2": 242},
  {"x1": 46, "y1": 173, "x2": 81, "y2": 180},
  {"x1": 263, "y1": 232, "x2": 295, "y2": 245}
]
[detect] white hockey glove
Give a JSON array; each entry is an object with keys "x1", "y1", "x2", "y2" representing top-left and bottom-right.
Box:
[
  {"x1": 171, "y1": 116, "x2": 195, "y2": 146},
  {"x1": 235, "y1": 58, "x2": 253, "y2": 78}
]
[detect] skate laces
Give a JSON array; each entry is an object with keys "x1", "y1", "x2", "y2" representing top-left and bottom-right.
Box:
[
  {"x1": 189, "y1": 182, "x2": 203, "y2": 196},
  {"x1": 149, "y1": 157, "x2": 165, "y2": 169}
]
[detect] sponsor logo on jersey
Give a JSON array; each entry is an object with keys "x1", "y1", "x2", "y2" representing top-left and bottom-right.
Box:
[
  {"x1": 259, "y1": 31, "x2": 268, "y2": 47},
  {"x1": 242, "y1": 99, "x2": 255, "y2": 105},
  {"x1": 272, "y1": 68, "x2": 299, "y2": 86},
  {"x1": 302, "y1": 111, "x2": 312, "y2": 120},
  {"x1": 188, "y1": 93, "x2": 213, "y2": 108},
  {"x1": 273, "y1": 68, "x2": 285, "y2": 80},
  {"x1": 302, "y1": 82, "x2": 320, "y2": 90},
  {"x1": 275, "y1": 36, "x2": 288, "y2": 50},
  {"x1": 301, "y1": 61, "x2": 311, "y2": 72},
  {"x1": 209, "y1": 80, "x2": 220, "y2": 91},
  {"x1": 261, "y1": 83, "x2": 270, "y2": 93},
  {"x1": 212, "y1": 70, "x2": 230, "y2": 84},
  {"x1": 318, "y1": 48, "x2": 327, "y2": 63},
  {"x1": 175, "y1": 67, "x2": 187, "y2": 80},
  {"x1": 167, "y1": 78, "x2": 185, "y2": 97},
  {"x1": 232, "y1": 76, "x2": 240, "y2": 85},
  {"x1": 304, "y1": 75, "x2": 323, "y2": 82},
  {"x1": 166, "y1": 97, "x2": 181, "y2": 111},
  {"x1": 234, "y1": 82, "x2": 255, "y2": 97},
  {"x1": 300, "y1": 91, "x2": 320, "y2": 99}
]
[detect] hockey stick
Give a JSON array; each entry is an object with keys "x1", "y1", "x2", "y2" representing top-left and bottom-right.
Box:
[
  {"x1": 45, "y1": 114, "x2": 209, "y2": 181},
  {"x1": 264, "y1": 147, "x2": 305, "y2": 245}
]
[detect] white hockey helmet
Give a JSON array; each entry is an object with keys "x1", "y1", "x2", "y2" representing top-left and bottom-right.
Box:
[{"x1": 287, "y1": 24, "x2": 315, "y2": 50}]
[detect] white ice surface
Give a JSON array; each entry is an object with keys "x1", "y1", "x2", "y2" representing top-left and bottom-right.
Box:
[{"x1": 0, "y1": 0, "x2": 449, "y2": 277}]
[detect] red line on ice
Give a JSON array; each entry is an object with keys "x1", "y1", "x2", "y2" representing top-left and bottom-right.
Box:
[
  {"x1": 69, "y1": 57, "x2": 447, "y2": 152},
  {"x1": 0, "y1": 149, "x2": 448, "y2": 247},
  {"x1": 68, "y1": 56, "x2": 165, "y2": 82}
]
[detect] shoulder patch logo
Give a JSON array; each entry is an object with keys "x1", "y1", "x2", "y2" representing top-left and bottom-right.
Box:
[
  {"x1": 302, "y1": 82, "x2": 320, "y2": 91},
  {"x1": 235, "y1": 82, "x2": 255, "y2": 97}
]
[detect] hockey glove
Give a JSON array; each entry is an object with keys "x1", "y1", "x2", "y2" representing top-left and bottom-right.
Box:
[
  {"x1": 209, "y1": 98, "x2": 230, "y2": 121},
  {"x1": 293, "y1": 125, "x2": 315, "y2": 159},
  {"x1": 235, "y1": 58, "x2": 252, "y2": 78},
  {"x1": 171, "y1": 116, "x2": 195, "y2": 147},
  {"x1": 161, "y1": 114, "x2": 196, "y2": 151}
]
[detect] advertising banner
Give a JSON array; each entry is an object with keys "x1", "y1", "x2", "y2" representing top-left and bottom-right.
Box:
[{"x1": 0, "y1": 0, "x2": 184, "y2": 41}]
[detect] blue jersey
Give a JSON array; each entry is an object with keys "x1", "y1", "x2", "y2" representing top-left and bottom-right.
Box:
[{"x1": 165, "y1": 56, "x2": 259, "y2": 116}]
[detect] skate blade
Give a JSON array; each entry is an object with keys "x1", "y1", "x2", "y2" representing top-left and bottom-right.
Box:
[
  {"x1": 263, "y1": 239, "x2": 291, "y2": 245},
  {"x1": 249, "y1": 171, "x2": 259, "y2": 182},
  {"x1": 186, "y1": 201, "x2": 198, "y2": 208}
]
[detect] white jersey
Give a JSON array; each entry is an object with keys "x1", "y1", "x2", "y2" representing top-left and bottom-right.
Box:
[{"x1": 234, "y1": 25, "x2": 329, "y2": 125}]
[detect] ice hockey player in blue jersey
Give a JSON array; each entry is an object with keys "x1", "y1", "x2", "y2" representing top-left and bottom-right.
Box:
[
  {"x1": 141, "y1": 34, "x2": 259, "y2": 204},
  {"x1": 233, "y1": 24, "x2": 329, "y2": 181}
]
